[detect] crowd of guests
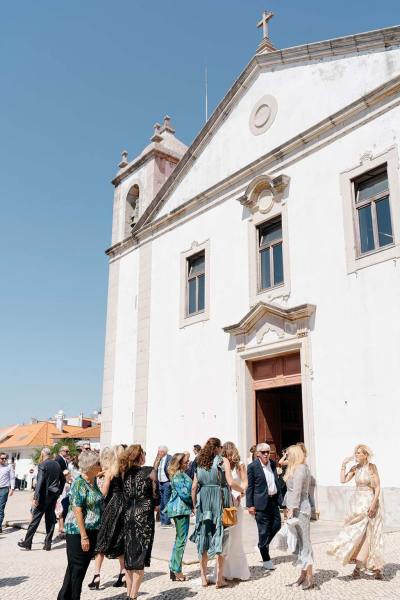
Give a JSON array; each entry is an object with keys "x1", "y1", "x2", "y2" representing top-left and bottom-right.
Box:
[{"x1": 2, "y1": 438, "x2": 384, "y2": 598}]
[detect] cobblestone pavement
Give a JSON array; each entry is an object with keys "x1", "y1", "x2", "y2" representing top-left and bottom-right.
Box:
[{"x1": 1, "y1": 525, "x2": 400, "y2": 600}]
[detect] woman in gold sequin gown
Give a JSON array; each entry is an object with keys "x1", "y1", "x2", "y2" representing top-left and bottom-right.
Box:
[{"x1": 328, "y1": 444, "x2": 384, "y2": 579}]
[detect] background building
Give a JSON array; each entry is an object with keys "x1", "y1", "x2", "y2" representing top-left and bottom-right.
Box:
[{"x1": 0, "y1": 410, "x2": 101, "y2": 484}]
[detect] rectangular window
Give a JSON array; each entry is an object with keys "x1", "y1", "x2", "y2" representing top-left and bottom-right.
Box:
[
  {"x1": 186, "y1": 252, "x2": 205, "y2": 316},
  {"x1": 258, "y1": 218, "x2": 284, "y2": 291},
  {"x1": 353, "y1": 166, "x2": 393, "y2": 256}
]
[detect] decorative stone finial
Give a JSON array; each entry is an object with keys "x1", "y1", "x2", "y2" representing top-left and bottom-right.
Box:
[
  {"x1": 160, "y1": 114, "x2": 176, "y2": 134},
  {"x1": 151, "y1": 122, "x2": 163, "y2": 142},
  {"x1": 118, "y1": 150, "x2": 129, "y2": 169},
  {"x1": 256, "y1": 10, "x2": 277, "y2": 54}
]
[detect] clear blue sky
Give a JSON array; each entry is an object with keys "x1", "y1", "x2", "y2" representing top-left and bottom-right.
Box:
[{"x1": 1, "y1": 1, "x2": 398, "y2": 426}]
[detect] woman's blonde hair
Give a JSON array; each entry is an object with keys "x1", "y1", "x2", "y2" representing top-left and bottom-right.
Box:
[
  {"x1": 222, "y1": 441, "x2": 240, "y2": 469},
  {"x1": 284, "y1": 444, "x2": 305, "y2": 481},
  {"x1": 296, "y1": 442, "x2": 308, "y2": 458},
  {"x1": 354, "y1": 444, "x2": 373, "y2": 462},
  {"x1": 99, "y1": 447, "x2": 112, "y2": 470},
  {"x1": 108, "y1": 445, "x2": 125, "y2": 478},
  {"x1": 168, "y1": 453, "x2": 187, "y2": 479}
]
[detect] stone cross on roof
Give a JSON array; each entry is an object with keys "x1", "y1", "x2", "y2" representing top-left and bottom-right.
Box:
[{"x1": 257, "y1": 10, "x2": 274, "y2": 40}]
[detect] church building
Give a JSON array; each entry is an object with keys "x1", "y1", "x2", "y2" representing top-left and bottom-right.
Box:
[{"x1": 101, "y1": 17, "x2": 400, "y2": 523}]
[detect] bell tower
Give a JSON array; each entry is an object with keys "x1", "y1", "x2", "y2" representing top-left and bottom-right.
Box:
[{"x1": 110, "y1": 116, "x2": 187, "y2": 245}]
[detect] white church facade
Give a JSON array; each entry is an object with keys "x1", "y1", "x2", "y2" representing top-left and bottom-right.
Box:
[{"x1": 101, "y1": 21, "x2": 400, "y2": 523}]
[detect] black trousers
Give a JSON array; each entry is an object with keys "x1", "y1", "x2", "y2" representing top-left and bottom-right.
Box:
[
  {"x1": 255, "y1": 496, "x2": 281, "y2": 561},
  {"x1": 57, "y1": 530, "x2": 98, "y2": 600},
  {"x1": 24, "y1": 493, "x2": 58, "y2": 547}
]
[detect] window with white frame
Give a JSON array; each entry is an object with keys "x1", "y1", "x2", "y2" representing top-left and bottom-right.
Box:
[
  {"x1": 186, "y1": 251, "x2": 205, "y2": 316},
  {"x1": 258, "y1": 217, "x2": 284, "y2": 291},
  {"x1": 353, "y1": 165, "x2": 394, "y2": 256}
]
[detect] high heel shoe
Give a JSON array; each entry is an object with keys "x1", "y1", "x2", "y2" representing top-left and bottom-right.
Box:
[
  {"x1": 88, "y1": 573, "x2": 100, "y2": 590},
  {"x1": 112, "y1": 571, "x2": 126, "y2": 587},
  {"x1": 170, "y1": 570, "x2": 176, "y2": 581}
]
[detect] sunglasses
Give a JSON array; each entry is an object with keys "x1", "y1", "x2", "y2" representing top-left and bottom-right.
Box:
[
  {"x1": 0, "y1": 457, "x2": 7, "y2": 460},
  {"x1": 260, "y1": 450, "x2": 270, "y2": 454}
]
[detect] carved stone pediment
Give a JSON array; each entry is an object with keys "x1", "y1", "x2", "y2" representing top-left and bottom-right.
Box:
[
  {"x1": 223, "y1": 301, "x2": 316, "y2": 349},
  {"x1": 238, "y1": 174, "x2": 290, "y2": 214}
]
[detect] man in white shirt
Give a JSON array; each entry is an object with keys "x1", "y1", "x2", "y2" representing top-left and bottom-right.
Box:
[
  {"x1": 0, "y1": 453, "x2": 15, "y2": 533},
  {"x1": 153, "y1": 445, "x2": 172, "y2": 527},
  {"x1": 246, "y1": 443, "x2": 282, "y2": 570}
]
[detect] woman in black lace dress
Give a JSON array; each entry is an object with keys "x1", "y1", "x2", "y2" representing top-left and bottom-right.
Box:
[
  {"x1": 88, "y1": 445, "x2": 126, "y2": 590},
  {"x1": 120, "y1": 444, "x2": 158, "y2": 600}
]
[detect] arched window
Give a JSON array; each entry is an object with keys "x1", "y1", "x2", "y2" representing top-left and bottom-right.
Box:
[{"x1": 125, "y1": 184, "x2": 140, "y2": 236}]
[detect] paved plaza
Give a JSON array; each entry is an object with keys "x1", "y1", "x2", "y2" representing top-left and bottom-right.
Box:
[{"x1": 1, "y1": 491, "x2": 400, "y2": 599}]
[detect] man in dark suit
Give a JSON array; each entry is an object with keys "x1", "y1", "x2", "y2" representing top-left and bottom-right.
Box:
[
  {"x1": 54, "y1": 445, "x2": 70, "y2": 494},
  {"x1": 246, "y1": 442, "x2": 282, "y2": 569},
  {"x1": 18, "y1": 447, "x2": 62, "y2": 551},
  {"x1": 153, "y1": 445, "x2": 173, "y2": 527}
]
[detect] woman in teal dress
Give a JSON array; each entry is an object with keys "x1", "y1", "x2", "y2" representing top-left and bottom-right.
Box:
[
  {"x1": 190, "y1": 437, "x2": 244, "y2": 588},
  {"x1": 164, "y1": 453, "x2": 193, "y2": 581}
]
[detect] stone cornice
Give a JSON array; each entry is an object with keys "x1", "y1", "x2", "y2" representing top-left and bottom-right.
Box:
[
  {"x1": 105, "y1": 72, "x2": 400, "y2": 259},
  {"x1": 132, "y1": 25, "x2": 400, "y2": 232},
  {"x1": 255, "y1": 25, "x2": 400, "y2": 69},
  {"x1": 111, "y1": 147, "x2": 181, "y2": 187},
  {"x1": 223, "y1": 302, "x2": 316, "y2": 336}
]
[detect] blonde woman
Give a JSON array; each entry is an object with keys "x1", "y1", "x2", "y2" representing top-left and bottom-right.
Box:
[
  {"x1": 285, "y1": 444, "x2": 314, "y2": 589},
  {"x1": 217, "y1": 442, "x2": 249, "y2": 581},
  {"x1": 164, "y1": 453, "x2": 193, "y2": 581},
  {"x1": 328, "y1": 444, "x2": 384, "y2": 579},
  {"x1": 89, "y1": 445, "x2": 126, "y2": 590}
]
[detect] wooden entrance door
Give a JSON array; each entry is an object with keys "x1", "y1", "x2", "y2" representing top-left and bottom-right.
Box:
[
  {"x1": 256, "y1": 385, "x2": 303, "y2": 457},
  {"x1": 256, "y1": 389, "x2": 281, "y2": 456},
  {"x1": 250, "y1": 353, "x2": 303, "y2": 457}
]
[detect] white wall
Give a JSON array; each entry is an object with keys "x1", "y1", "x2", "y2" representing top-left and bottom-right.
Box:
[
  {"x1": 142, "y1": 105, "x2": 400, "y2": 489},
  {"x1": 108, "y1": 249, "x2": 140, "y2": 445},
  {"x1": 158, "y1": 48, "x2": 400, "y2": 219}
]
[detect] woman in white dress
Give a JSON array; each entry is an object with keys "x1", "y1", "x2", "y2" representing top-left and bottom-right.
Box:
[
  {"x1": 220, "y1": 442, "x2": 250, "y2": 581},
  {"x1": 328, "y1": 444, "x2": 384, "y2": 579}
]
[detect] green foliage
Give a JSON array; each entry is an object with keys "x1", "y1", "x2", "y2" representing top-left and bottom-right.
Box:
[{"x1": 31, "y1": 439, "x2": 79, "y2": 464}]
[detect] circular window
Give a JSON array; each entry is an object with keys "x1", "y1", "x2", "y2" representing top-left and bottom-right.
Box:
[{"x1": 249, "y1": 95, "x2": 278, "y2": 136}]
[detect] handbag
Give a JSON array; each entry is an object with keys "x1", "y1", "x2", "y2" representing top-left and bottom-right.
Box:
[{"x1": 217, "y1": 461, "x2": 238, "y2": 528}]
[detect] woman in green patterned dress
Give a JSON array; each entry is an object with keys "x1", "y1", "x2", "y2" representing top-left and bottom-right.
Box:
[
  {"x1": 58, "y1": 450, "x2": 103, "y2": 600},
  {"x1": 190, "y1": 438, "x2": 244, "y2": 588},
  {"x1": 164, "y1": 453, "x2": 193, "y2": 581}
]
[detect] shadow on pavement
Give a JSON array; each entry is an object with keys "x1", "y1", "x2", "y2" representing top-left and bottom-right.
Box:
[
  {"x1": 314, "y1": 568, "x2": 339, "y2": 587},
  {"x1": 149, "y1": 587, "x2": 197, "y2": 599},
  {"x1": 383, "y1": 563, "x2": 400, "y2": 581},
  {"x1": 0, "y1": 576, "x2": 29, "y2": 587},
  {"x1": 102, "y1": 571, "x2": 165, "y2": 589}
]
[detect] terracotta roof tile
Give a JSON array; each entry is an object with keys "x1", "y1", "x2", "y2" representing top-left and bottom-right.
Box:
[{"x1": 0, "y1": 422, "x2": 92, "y2": 448}]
